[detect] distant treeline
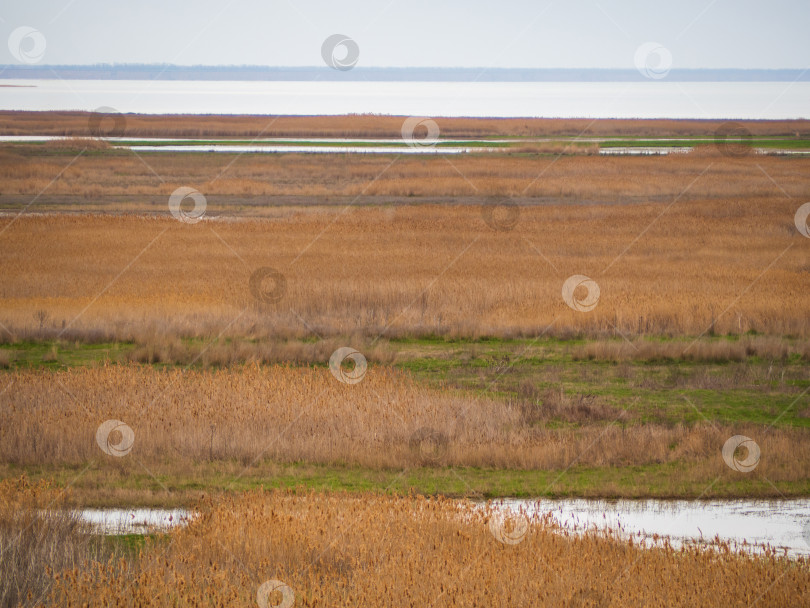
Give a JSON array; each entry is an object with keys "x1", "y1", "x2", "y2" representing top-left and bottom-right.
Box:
[{"x1": 1, "y1": 65, "x2": 808, "y2": 82}]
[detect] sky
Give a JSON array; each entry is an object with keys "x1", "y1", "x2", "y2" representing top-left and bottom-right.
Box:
[{"x1": 2, "y1": 0, "x2": 809, "y2": 69}]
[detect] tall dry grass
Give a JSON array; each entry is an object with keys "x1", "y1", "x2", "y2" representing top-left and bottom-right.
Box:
[
  {"x1": 1, "y1": 146, "x2": 808, "y2": 199},
  {"x1": 0, "y1": 198, "x2": 808, "y2": 339},
  {"x1": 2, "y1": 111, "x2": 809, "y2": 138},
  {"x1": 44, "y1": 489, "x2": 810, "y2": 607},
  {"x1": 1, "y1": 365, "x2": 808, "y2": 480},
  {"x1": 0, "y1": 477, "x2": 121, "y2": 608}
]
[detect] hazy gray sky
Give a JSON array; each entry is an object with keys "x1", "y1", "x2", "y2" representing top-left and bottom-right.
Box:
[{"x1": 2, "y1": 0, "x2": 809, "y2": 68}]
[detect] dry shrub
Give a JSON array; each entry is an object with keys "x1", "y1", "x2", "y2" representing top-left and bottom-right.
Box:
[
  {"x1": 572, "y1": 336, "x2": 807, "y2": 363},
  {"x1": 40, "y1": 345, "x2": 58, "y2": 363},
  {"x1": 45, "y1": 489, "x2": 810, "y2": 606},
  {"x1": 128, "y1": 337, "x2": 188, "y2": 364},
  {"x1": 125, "y1": 337, "x2": 396, "y2": 367},
  {"x1": 0, "y1": 477, "x2": 117, "y2": 608},
  {"x1": 517, "y1": 380, "x2": 624, "y2": 424}
]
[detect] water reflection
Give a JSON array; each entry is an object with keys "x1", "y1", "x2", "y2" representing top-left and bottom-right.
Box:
[{"x1": 496, "y1": 498, "x2": 810, "y2": 557}]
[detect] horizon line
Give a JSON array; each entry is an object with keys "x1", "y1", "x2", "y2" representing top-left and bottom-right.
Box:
[{"x1": 2, "y1": 65, "x2": 808, "y2": 83}]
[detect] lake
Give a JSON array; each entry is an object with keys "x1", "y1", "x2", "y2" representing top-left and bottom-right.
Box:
[{"x1": 1, "y1": 80, "x2": 808, "y2": 119}]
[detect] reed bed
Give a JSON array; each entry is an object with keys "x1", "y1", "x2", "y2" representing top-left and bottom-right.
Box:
[
  {"x1": 0, "y1": 198, "x2": 807, "y2": 339},
  {"x1": 40, "y1": 487, "x2": 810, "y2": 607},
  {"x1": 0, "y1": 477, "x2": 124, "y2": 608},
  {"x1": 2, "y1": 111, "x2": 809, "y2": 138},
  {"x1": 1, "y1": 365, "x2": 808, "y2": 481},
  {"x1": 1, "y1": 146, "x2": 808, "y2": 200}
]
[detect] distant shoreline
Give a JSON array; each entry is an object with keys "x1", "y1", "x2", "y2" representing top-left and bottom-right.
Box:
[{"x1": 1, "y1": 65, "x2": 808, "y2": 82}]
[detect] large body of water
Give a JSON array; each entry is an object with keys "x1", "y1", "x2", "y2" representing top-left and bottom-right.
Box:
[{"x1": 1, "y1": 80, "x2": 808, "y2": 119}]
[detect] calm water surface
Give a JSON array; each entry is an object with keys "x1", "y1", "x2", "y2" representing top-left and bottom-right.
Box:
[
  {"x1": 1, "y1": 80, "x2": 808, "y2": 119},
  {"x1": 499, "y1": 497, "x2": 810, "y2": 557}
]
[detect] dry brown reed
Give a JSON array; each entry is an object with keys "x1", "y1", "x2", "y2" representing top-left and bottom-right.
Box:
[
  {"x1": 1, "y1": 365, "x2": 808, "y2": 481},
  {"x1": 43, "y1": 488, "x2": 810, "y2": 607},
  {"x1": 1, "y1": 145, "x2": 808, "y2": 200},
  {"x1": 2, "y1": 111, "x2": 809, "y2": 138},
  {"x1": 0, "y1": 477, "x2": 121, "y2": 608},
  {"x1": 0, "y1": 197, "x2": 807, "y2": 339}
]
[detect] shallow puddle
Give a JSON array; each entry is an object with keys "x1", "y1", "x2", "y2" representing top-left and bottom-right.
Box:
[{"x1": 498, "y1": 497, "x2": 810, "y2": 557}]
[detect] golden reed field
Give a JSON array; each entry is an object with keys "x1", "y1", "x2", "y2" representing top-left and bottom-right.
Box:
[
  {"x1": 2, "y1": 479, "x2": 807, "y2": 607},
  {"x1": 2, "y1": 365, "x2": 807, "y2": 479},
  {"x1": 2, "y1": 114, "x2": 810, "y2": 607},
  {"x1": 1, "y1": 142, "x2": 809, "y2": 200},
  {"x1": 1, "y1": 111, "x2": 808, "y2": 137},
  {"x1": 0, "y1": 196, "x2": 808, "y2": 339}
]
